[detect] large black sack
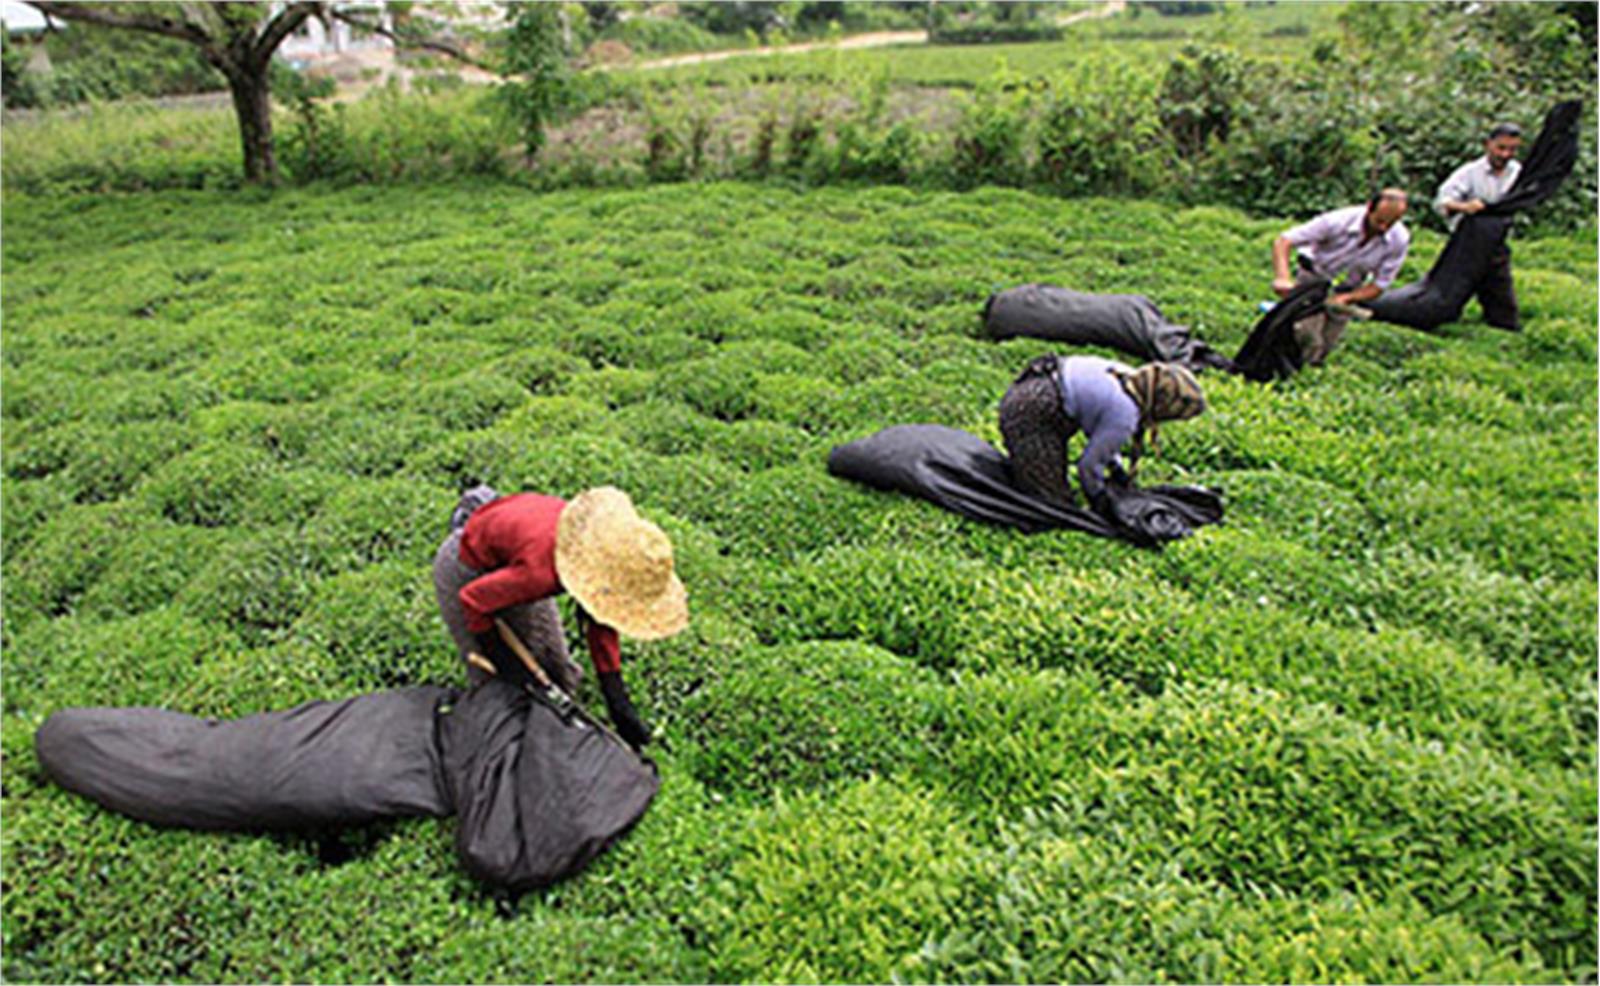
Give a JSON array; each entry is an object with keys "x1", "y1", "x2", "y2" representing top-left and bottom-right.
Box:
[
  {"x1": 1232, "y1": 277, "x2": 1330, "y2": 382},
  {"x1": 35, "y1": 688, "x2": 454, "y2": 831},
  {"x1": 1362, "y1": 215, "x2": 1512, "y2": 330},
  {"x1": 983, "y1": 284, "x2": 1232, "y2": 371},
  {"x1": 1367, "y1": 99, "x2": 1583, "y2": 331},
  {"x1": 826, "y1": 423, "x2": 1223, "y2": 546},
  {"x1": 438, "y1": 678, "x2": 659, "y2": 894},
  {"x1": 35, "y1": 680, "x2": 659, "y2": 893}
]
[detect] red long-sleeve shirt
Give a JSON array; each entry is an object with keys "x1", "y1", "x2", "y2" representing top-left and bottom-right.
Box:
[{"x1": 457, "y1": 493, "x2": 622, "y2": 675}]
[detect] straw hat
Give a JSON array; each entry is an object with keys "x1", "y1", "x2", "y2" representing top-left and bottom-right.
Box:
[{"x1": 556, "y1": 487, "x2": 688, "y2": 641}]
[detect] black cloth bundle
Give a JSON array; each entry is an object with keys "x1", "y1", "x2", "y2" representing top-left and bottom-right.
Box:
[
  {"x1": 1232, "y1": 277, "x2": 1331, "y2": 382},
  {"x1": 1367, "y1": 99, "x2": 1583, "y2": 331},
  {"x1": 827, "y1": 424, "x2": 1223, "y2": 546},
  {"x1": 35, "y1": 678, "x2": 659, "y2": 894},
  {"x1": 982, "y1": 284, "x2": 1234, "y2": 372}
]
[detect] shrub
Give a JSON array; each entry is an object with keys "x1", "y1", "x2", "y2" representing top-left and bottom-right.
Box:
[
  {"x1": 3, "y1": 502, "x2": 161, "y2": 628},
  {"x1": 303, "y1": 479, "x2": 454, "y2": 573},
  {"x1": 137, "y1": 443, "x2": 279, "y2": 527},
  {"x1": 695, "y1": 777, "x2": 984, "y2": 983},
  {"x1": 4, "y1": 420, "x2": 191, "y2": 505},
  {"x1": 178, "y1": 527, "x2": 326, "y2": 646},
  {"x1": 77, "y1": 523, "x2": 238, "y2": 621},
  {"x1": 289, "y1": 562, "x2": 456, "y2": 689},
  {"x1": 675, "y1": 641, "x2": 939, "y2": 796}
]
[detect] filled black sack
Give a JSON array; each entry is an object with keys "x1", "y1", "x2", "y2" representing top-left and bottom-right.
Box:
[
  {"x1": 1232, "y1": 278, "x2": 1330, "y2": 382},
  {"x1": 826, "y1": 423, "x2": 1223, "y2": 546},
  {"x1": 1362, "y1": 215, "x2": 1512, "y2": 330},
  {"x1": 35, "y1": 688, "x2": 454, "y2": 831},
  {"x1": 1367, "y1": 99, "x2": 1583, "y2": 331},
  {"x1": 35, "y1": 679, "x2": 659, "y2": 893},
  {"x1": 438, "y1": 678, "x2": 659, "y2": 894},
  {"x1": 983, "y1": 284, "x2": 1233, "y2": 371}
]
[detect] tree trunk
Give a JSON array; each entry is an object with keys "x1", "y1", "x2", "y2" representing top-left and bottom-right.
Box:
[{"x1": 225, "y1": 67, "x2": 276, "y2": 185}]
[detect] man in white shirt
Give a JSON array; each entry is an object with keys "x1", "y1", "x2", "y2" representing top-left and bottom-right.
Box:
[
  {"x1": 1433, "y1": 122, "x2": 1524, "y2": 329},
  {"x1": 1269, "y1": 188, "x2": 1411, "y2": 366}
]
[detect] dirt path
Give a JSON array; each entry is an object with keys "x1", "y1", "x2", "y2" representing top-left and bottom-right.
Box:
[{"x1": 613, "y1": 0, "x2": 1126, "y2": 72}]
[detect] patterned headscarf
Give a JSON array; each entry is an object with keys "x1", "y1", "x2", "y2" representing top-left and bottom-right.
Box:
[{"x1": 1113, "y1": 362, "x2": 1206, "y2": 472}]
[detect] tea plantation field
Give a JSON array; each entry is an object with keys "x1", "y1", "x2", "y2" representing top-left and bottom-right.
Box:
[{"x1": 2, "y1": 181, "x2": 1595, "y2": 983}]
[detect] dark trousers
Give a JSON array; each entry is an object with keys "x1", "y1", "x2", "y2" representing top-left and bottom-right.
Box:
[
  {"x1": 1477, "y1": 243, "x2": 1520, "y2": 330},
  {"x1": 998, "y1": 367, "x2": 1080, "y2": 507}
]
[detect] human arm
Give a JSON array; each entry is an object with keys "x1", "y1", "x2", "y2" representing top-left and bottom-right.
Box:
[
  {"x1": 1271, "y1": 235, "x2": 1298, "y2": 297},
  {"x1": 459, "y1": 563, "x2": 539, "y2": 635},
  {"x1": 577, "y1": 606, "x2": 651, "y2": 749},
  {"x1": 1076, "y1": 417, "x2": 1138, "y2": 514},
  {"x1": 1435, "y1": 164, "x2": 1483, "y2": 218},
  {"x1": 1330, "y1": 283, "x2": 1384, "y2": 306}
]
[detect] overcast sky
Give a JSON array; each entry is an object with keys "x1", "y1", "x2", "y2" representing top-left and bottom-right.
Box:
[{"x1": 2, "y1": 1, "x2": 49, "y2": 31}]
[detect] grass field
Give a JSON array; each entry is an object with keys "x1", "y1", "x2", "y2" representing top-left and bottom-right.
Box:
[
  {"x1": 2, "y1": 180, "x2": 1595, "y2": 983},
  {"x1": 616, "y1": 1, "x2": 1346, "y2": 89}
]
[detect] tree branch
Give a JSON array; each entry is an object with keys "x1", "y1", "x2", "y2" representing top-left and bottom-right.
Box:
[
  {"x1": 25, "y1": 1, "x2": 213, "y2": 47},
  {"x1": 327, "y1": 6, "x2": 498, "y2": 74},
  {"x1": 252, "y1": 1, "x2": 323, "y2": 68}
]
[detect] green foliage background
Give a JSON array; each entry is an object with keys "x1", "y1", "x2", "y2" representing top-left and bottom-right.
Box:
[
  {"x1": 4, "y1": 3, "x2": 1592, "y2": 233},
  {"x1": 1, "y1": 180, "x2": 1595, "y2": 983}
]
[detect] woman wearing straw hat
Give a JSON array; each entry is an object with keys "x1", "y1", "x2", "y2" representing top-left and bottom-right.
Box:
[
  {"x1": 433, "y1": 485, "x2": 688, "y2": 749},
  {"x1": 998, "y1": 354, "x2": 1206, "y2": 516}
]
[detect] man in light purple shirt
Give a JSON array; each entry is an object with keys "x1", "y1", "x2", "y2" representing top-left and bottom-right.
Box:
[{"x1": 1270, "y1": 188, "x2": 1411, "y2": 365}]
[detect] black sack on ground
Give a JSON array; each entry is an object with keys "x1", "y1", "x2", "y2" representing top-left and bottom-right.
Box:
[
  {"x1": 983, "y1": 284, "x2": 1233, "y2": 371},
  {"x1": 1232, "y1": 277, "x2": 1330, "y2": 382},
  {"x1": 1367, "y1": 99, "x2": 1583, "y2": 332},
  {"x1": 35, "y1": 688, "x2": 454, "y2": 830},
  {"x1": 438, "y1": 678, "x2": 659, "y2": 894},
  {"x1": 1362, "y1": 214, "x2": 1512, "y2": 330},
  {"x1": 826, "y1": 423, "x2": 1223, "y2": 546},
  {"x1": 35, "y1": 679, "x2": 659, "y2": 893}
]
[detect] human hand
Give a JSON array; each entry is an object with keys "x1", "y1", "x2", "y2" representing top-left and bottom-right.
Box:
[
  {"x1": 599, "y1": 671, "x2": 651, "y2": 749},
  {"x1": 1461, "y1": 199, "x2": 1486, "y2": 215},
  {"x1": 1271, "y1": 277, "x2": 1296, "y2": 298}
]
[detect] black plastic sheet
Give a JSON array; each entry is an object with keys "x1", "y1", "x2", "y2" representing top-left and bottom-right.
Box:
[
  {"x1": 1232, "y1": 278, "x2": 1330, "y2": 383},
  {"x1": 827, "y1": 424, "x2": 1223, "y2": 546}
]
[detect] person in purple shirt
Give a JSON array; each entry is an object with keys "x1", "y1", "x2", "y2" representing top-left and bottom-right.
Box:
[
  {"x1": 1270, "y1": 188, "x2": 1411, "y2": 366},
  {"x1": 998, "y1": 354, "x2": 1206, "y2": 515}
]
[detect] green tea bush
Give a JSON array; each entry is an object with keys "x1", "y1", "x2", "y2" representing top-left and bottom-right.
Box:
[
  {"x1": 1024, "y1": 680, "x2": 1597, "y2": 968},
  {"x1": 695, "y1": 776, "x2": 985, "y2": 983},
  {"x1": 177, "y1": 527, "x2": 327, "y2": 647},
  {"x1": 5, "y1": 420, "x2": 191, "y2": 505},
  {"x1": 704, "y1": 418, "x2": 820, "y2": 472},
  {"x1": 675, "y1": 641, "x2": 939, "y2": 797},
  {"x1": 0, "y1": 475, "x2": 74, "y2": 551},
  {"x1": 136, "y1": 443, "x2": 279, "y2": 527},
  {"x1": 289, "y1": 562, "x2": 455, "y2": 689},
  {"x1": 303, "y1": 479, "x2": 454, "y2": 573},
  {"x1": 906, "y1": 828, "x2": 1541, "y2": 983},
  {"x1": 3, "y1": 607, "x2": 242, "y2": 720},
  {"x1": 3, "y1": 182, "x2": 1591, "y2": 983},
  {"x1": 490, "y1": 345, "x2": 590, "y2": 394},
  {"x1": 3, "y1": 502, "x2": 162, "y2": 627},
  {"x1": 407, "y1": 371, "x2": 531, "y2": 431},
  {"x1": 76, "y1": 523, "x2": 238, "y2": 621}
]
